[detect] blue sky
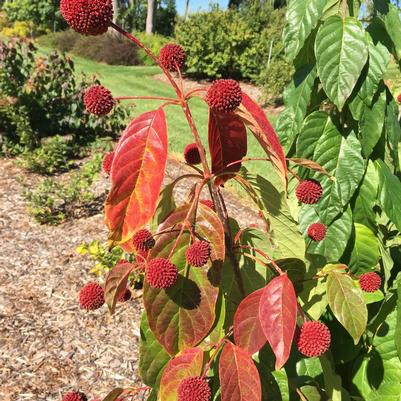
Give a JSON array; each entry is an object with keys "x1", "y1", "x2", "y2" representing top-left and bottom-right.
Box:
[{"x1": 176, "y1": 0, "x2": 228, "y2": 15}]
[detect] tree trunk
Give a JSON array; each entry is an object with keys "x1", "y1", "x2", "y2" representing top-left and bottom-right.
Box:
[
  {"x1": 146, "y1": 0, "x2": 155, "y2": 34},
  {"x1": 184, "y1": 0, "x2": 190, "y2": 20},
  {"x1": 112, "y1": 0, "x2": 119, "y2": 23}
]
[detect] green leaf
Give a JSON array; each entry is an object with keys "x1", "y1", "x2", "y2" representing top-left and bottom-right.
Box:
[
  {"x1": 150, "y1": 181, "x2": 176, "y2": 231},
  {"x1": 349, "y1": 39, "x2": 390, "y2": 120},
  {"x1": 311, "y1": 125, "x2": 365, "y2": 224},
  {"x1": 352, "y1": 357, "x2": 373, "y2": 400},
  {"x1": 296, "y1": 111, "x2": 331, "y2": 159},
  {"x1": 396, "y1": 282, "x2": 401, "y2": 362},
  {"x1": 143, "y1": 204, "x2": 224, "y2": 355},
  {"x1": 349, "y1": 223, "x2": 380, "y2": 274},
  {"x1": 353, "y1": 160, "x2": 378, "y2": 232},
  {"x1": 320, "y1": 355, "x2": 343, "y2": 401},
  {"x1": 377, "y1": 2, "x2": 401, "y2": 61},
  {"x1": 367, "y1": 383, "x2": 401, "y2": 401},
  {"x1": 283, "y1": 0, "x2": 326, "y2": 60},
  {"x1": 385, "y1": 98, "x2": 401, "y2": 172},
  {"x1": 315, "y1": 16, "x2": 368, "y2": 110},
  {"x1": 363, "y1": 289, "x2": 384, "y2": 304},
  {"x1": 375, "y1": 160, "x2": 401, "y2": 232},
  {"x1": 139, "y1": 313, "x2": 170, "y2": 388},
  {"x1": 298, "y1": 277, "x2": 327, "y2": 320},
  {"x1": 327, "y1": 271, "x2": 367, "y2": 344},
  {"x1": 359, "y1": 86, "x2": 386, "y2": 157},
  {"x1": 238, "y1": 172, "x2": 306, "y2": 260},
  {"x1": 299, "y1": 206, "x2": 353, "y2": 262},
  {"x1": 277, "y1": 65, "x2": 317, "y2": 151}
]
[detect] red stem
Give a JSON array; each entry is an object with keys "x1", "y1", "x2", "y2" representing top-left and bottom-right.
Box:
[{"x1": 114, "y1": 95, "x2": 178, "y2": 102}]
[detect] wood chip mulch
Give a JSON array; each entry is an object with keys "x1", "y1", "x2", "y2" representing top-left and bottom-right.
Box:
[{"x1": 0, "y1": 156, "x2": 258, "y2": 401}]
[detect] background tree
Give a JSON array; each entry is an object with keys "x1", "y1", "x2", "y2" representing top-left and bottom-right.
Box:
[{"x1": 146, "y1": 0, "x2": 155, "y2": 33}]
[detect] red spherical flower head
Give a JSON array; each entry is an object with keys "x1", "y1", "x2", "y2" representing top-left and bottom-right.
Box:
[
  {"x1": 199, "y1": 199, "x2": 215, "y2": 211},
  {"x1": 118, "y1": 287, "x2": 132, "y2": 302},
  {"x1": 83, "y1": 85, "x2": 114, "y2": 116},
  {"x1": 62, "y1": 391, "x2": 87, "y2": 401},
  {"x1": 159, "y1": 43, "x2": 186, "y2": 72},
  {"x1": 397, "y1": 93, "x2": 401, "y2": 103},
  {"x1": 60, "y1": 0, "x2": 113, "y2": 35},
  {"x1": 132, "y1": 229, "x2": 155, "y2": 251},
  {"x1": 297, "y1": 321, "x2": 331, "y2": 357},
  {"x1": 296, "y1": 179, "x2": 323, "y2": 204},
  {"x1": 186, "y1": 240, "x2": 211, "y2": 267},
  {"x1": 178, "y1": 377, "x2": 211, "y2": 401},
  {"x1": 359, "y1": 272, "x2": 381, "y2": 292},
  {"x1": 102, "y1": 151, "x2": 114, "y2": 176},
  {"x1": 146, "y1": 258, "x2": 178, "y2": 289},
  {"x1": 307, "y1": 223, "x2": 327, "y2": 242},
  {"x1": 184, "y1": 143, "x2": 201, "y2": 165},
  {"x1": 206, "y1": 79, "x2": 242, "y2": 113},
  {"x1": 79, "y1": 282, "x2": 105, "y2": 311}
]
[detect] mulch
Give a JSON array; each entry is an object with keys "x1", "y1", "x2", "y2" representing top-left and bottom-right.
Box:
[{"x1": 0, "y1": 156, "x2": 258, "y2": 401}]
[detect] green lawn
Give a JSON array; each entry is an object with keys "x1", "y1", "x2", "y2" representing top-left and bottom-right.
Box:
[{"x1": 38, "y1": 46, "x2": 277, "y2": 179}]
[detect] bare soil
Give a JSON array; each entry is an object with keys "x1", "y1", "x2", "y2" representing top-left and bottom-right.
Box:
[{"x1": 0, "y1": 157, "x2": 258, "y2": 401}]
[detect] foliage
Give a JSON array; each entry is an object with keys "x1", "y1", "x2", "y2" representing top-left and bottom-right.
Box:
[
  {"x1": 2, "y1": 0, "x2": 66, "y2": 32},
  {"x1": 134, "y1": 32, "x2": 171, "y2": 66},
  {"x1": 0, "y1": 39, "x2": 129, "y2": 152},
  {"x1": 1, "y1": 20, "x2": 32, "y2": 37},
  {"x1": 59, "y1": 1, "x2": 401, "y2": 400},
  {"x1": 17, "y1": 135, "x2": 80, "y2": 174},
  {"x1": 22, "y1": 154, "x2": 103, "y2": 225}
]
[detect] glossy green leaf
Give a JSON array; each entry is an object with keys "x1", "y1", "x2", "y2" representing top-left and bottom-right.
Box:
[
  {"x1": 396, "y1": 282, "x2": 401, "y2": 362},
  {"x1": 298, "y1": 277, "x2": 327, "y2": 320},
  {"x1": 315, "y1": 16, "x2": 368, "y2": 110},
  {"x1": 349, "y1": 39, "x2": 390, "y2": 120},
  {"x1": 363, "y1": 289, "x2": 384, "y2": 304},
  {"x1": 378, "y1": 2, "x2": 401, "y2": 61},
  {"x1": 299, "y1": 206, "x2": 353, "y2": 263},
  {"x1": 143, "y1": 204, "x2": 224, "y2": 355},
  {"x1": 150, "y1": 181, "x2": 176, "y2": 231},
  {"x1": 352, "y1": 357, "x2": 373, "y2": 400},
  {"x1": 353, "y1": 160, "x2": 378, "y2": 232},
  {"x1": 385, "y1": 98, "x2": 401, "y2": 172},
  {"x1": 296, "y1": 111, "x2": 331, "y2": 159},
  {"x1": 311, "y1": 124, "x2": 365, "y2": 224},
  {"x1": 359, "y1": 86, "x2": 386, "y2": 157},
  {"x1": 320, "y1": 355, "x2": 343, "y2": 401},
  {"x1": 375, "y1": 160, "x2": 401, "y2": 232},
  {"x1": 349, "y1": 223, "x2": 380, "y2": 274},
  {"x1": 139, "y1": 313, "x2": 170, "y2": 388},
  {"x1": 327, "y1": 271, "x2": 367, "y2": 344},
  {"x1": 237, "y1": 172, "x2": 305, "y2": 260},
  {"x1": 277, "y1": 65, "x2": 317, "y2": 150},
  {"x1": 283, "y1": 0, "x2": 326, "y2": 60}
]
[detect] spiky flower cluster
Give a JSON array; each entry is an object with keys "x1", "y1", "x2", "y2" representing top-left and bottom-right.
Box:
[
  {"x1": 206, "y1": 79, "x2": 242, "y2": 112},
  {"x1": 295, "y1": 179, "x2": 323, "y2": 204},
  {"x1": 79, "y1": 282, "x2": 104, "y2": 311},
  {"x1": 359, "y1": 272, "x2": 381, "y2": 292},
  {"x1": 296, "y1": 321, "x2": 331, "y2": 357},
  {"x1": 146, "y1": 258, "x2": 178, "y2": 289},
  {"x1": 397, "y1": 93, "x2": 401, "y2": 103},
  {"x1": 83, "y1": 85, "x2": 114, "y2": 116},
  {"x1": 199, "y1": 199, "x2": 215, "y2": 211},
  {"x1": 60, "y1": 0, "x2": 113, "y2": 35},
  {"x1": 102, "y1": 151, "x2": 114, "y2": 176},
  {"x1": 159, "y1": 43, "x2": 186, "y2": 72},
  {"x1": 184, "y1": 143, "x2": 201, "y2": 165},
  {"x1": 132, "y1": 229, "x2": 155, "y2": 251},
  {"x1": 307, "y1": 223, "x2": 327, "y2": 242},
  {"x1": 186, "y1": 241, "x2": 211, "y2": 267},
  {"x1": 62, "y1": 391, "x2": 87, "y2": 401},
  {"x1": 178, "y1": 377, "x2": 211, "y2": 401}
]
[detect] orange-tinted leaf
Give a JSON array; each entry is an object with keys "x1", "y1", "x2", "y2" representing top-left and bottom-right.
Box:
[
  {"x1": 143, "y1": 204, "x2": 224, "y2": 354},
  {"x1": 105, "y1": 108, "x2": 168, "y2": 245},
  {"x1": 259, "y1": 274, "x2": 297, "y2": 370},
  {"x1": 236, "y1": 93, "x2": 287, "y2": 187},
  {"x1": 233, "y1": 288, "x2": 266, "y2": 355},
  {"x1": 208, "y1": 110, "x2": 247, "y2": 186},
  {"x1": 104, "y1": 262, "x2": 134, "y2": 314},
  {"x1": 159, "y1": 347, "x2": 204, "y2": 401},
  {"x1": 219, "y1": 341, "x2": 262, "y2": 401},
  {"x1": 288, "y1": 157, "x2": 332, "y2": 177}
]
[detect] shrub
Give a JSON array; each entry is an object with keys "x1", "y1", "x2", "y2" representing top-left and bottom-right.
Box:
[
  {"x1": 22, "y1": 153, "x2": 103, "y2": 224},
  {"x1": 134, "y1": 32, "x2": 171, "y2": 66},
  {"x1": 0, "y1": 20, "x2": 32, "y2": 38},
  {"x1": 18, "y1": 135, "x2": 79, "y2": 174},
  {"x1": 36, "y1": 29, "x2": 80, "y2": 52}
]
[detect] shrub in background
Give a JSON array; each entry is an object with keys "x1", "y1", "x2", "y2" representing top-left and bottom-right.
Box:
[{"x1": 135, "y1": 32, "x2": 171, "y2": 66}]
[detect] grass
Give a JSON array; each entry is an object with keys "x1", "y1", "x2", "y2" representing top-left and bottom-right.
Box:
[
  {"x1": 384, "y1": 60, "x2": 401, "y2": 95},
  {"x1": 38, "y1": 45, "x2": 277, "y2": 179}
]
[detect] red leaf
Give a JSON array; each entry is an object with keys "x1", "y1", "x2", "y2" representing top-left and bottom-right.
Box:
[
  {"x1": 288, "y1": 157, "x2": 332, "y2": 177},
  {"x1": 234, "y1": 288, "x2": 266, "y2": 355},
  {"x1": 105, "y1": 108, "x2": 168, "y2": 245},
  {"x1": 104, "y1": 262, "x2": 134, "y2": 315},
  {"x1": 259, "y1": 274, "x2": 297, "y2": 370},
  {"x1": 236, "y1": 93, "x2": 287, "y2": 187},
  {"x1": 219, "y1": 341, "x2": 262, "y2": 401},
  {"x1": 208, "y1": 110, "x2": 247, "y2": 186},
  {"x1": 160, "y1": 347, "x2": 204, "y2": 401}
]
